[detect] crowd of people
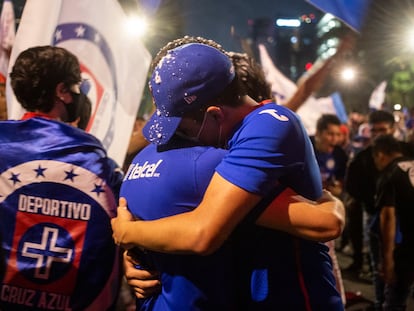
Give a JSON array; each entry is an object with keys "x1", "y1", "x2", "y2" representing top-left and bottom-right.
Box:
[{"x1": 1, "y1": 34, "x2": 414, "y2": 311}]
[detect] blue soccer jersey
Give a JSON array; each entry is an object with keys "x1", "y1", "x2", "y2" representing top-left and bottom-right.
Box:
[
  {"x1": 216, "y1": 103, "x2": 343, "y2": 310},
  {"x1": 121, "y1": 138, "x2": 238, "y2": 311},
  {"x1": 0, "y1": 118, "x2": 122, "y2": 311}
]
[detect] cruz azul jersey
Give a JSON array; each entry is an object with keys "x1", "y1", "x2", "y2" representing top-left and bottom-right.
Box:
[
  {"x1": 216, "y1": 103, "x2": 343, "y2": 310},
  {"x1": 0, "y1": 118, "x2": 122, "y2": 311},
  {"x1": 121, "y1": 139, "x2": 238, "y2": 311}
]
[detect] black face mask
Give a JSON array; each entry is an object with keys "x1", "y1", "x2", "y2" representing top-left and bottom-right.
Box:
[
  {"x1": 64, "y1": 80, "x2": 91, "y2": 127},
  {"x1": 64, "y1": 91, "x2": 83, "y2": 123}
]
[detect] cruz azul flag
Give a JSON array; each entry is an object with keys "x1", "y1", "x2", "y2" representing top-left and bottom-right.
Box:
[
  {"x1": 0, "y1": 118, "x2": 123, "y2": 310},
  {"x1": 306, "y1": 0, "x2": 372, "y2": 31},
  {"x1": 6, "y1": 0, "x2": 152, "y2": 166},
  {"x1": 369, "y1": 80, "x2": 387, "y2": 110},
  {"x1": 0, "y1": 0, "x2": 15, "y2": 82},
  {"x1": 258, "y1": 44, "x2": 297, "y2": 104},
  {"x1": 258, "y1": 43, "x2": 347, "y2": 135}
]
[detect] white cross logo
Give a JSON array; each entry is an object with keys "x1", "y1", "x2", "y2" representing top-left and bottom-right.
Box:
[{"x1": 22, "y1": 227, "x2": 73, "y2": 280}]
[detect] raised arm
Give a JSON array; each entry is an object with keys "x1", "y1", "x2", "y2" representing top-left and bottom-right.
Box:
[{"x1": 285, "y1": 33, "x2": 356, "y2": 112}]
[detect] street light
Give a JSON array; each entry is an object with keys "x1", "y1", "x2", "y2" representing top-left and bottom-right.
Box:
[
  {"x1": 340, "y1": 66, "x2": 357, "y2": 82},
  {"x1": 407, "y1": 28, "x2": 414, "y2": 51},
  {"x1": 124, "y1": 14, "x2": 148, "y2": 38}
]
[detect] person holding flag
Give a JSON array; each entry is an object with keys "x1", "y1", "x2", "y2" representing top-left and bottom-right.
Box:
[{"x1": 0, "y1": 45, "x2": 123, "y2": 311}]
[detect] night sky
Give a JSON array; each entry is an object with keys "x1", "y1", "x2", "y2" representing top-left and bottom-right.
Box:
[
  {"x1": 178, "y1": 0, "x2": 319, "y2": 51},
  {"x1": 137, "y1": 0, "x2": 321, "y2": 55}
]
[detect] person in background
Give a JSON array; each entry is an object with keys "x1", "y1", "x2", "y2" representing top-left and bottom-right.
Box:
[
  {"x1": 345, "y1": 110, "x2": 414, "y2": 311},
  {"x1": 113, "y1": 40, "x2": 345, "y2": 310},
  {"x1": 338, "y1": 123, "x2": 353, "y2": 158},
  {"x1": 0, "y1": 46, "x2": 123, "y2": 311},
  {"x1": 340, "y1": 119, "x2": 371, "y2": 277},
  {"x1": 310, "y1": 113, "x2": 348, "y2": 305},
  {"x1": 372, "y1": 134, "x2": 414, "y2": 311},
  {"x1": 311, "y1": 114, "x2": 348, "y2": 198}
]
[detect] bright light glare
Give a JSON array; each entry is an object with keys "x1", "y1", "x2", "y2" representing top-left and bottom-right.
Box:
[
  {"x1": 394, "y1": 103, "x2": 402, "y2": 111},
  {"x1": 124, "y1": 15, "x2": 148, "y2": 38},
  {"x1": 276, "y1": 19, "x2": 301, "y2": 28},
  {"x1": 341, "y1": 67, "x2": 356, "y2": 82},
  {"x1": 408, "y1": 28, "x2": 414, "y2": 50}
]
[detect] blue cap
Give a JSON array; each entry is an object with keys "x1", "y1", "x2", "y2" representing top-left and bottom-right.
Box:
[{"x1": 143, "y1": 43, "x2": 235, "y2": 145}]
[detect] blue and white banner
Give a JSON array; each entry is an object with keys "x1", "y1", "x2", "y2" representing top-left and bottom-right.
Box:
[
  {"x1": 6, "y1": 0, "x2": 151, "y2": 166},
  {"x1": 258, "y1": 43, "x2": 347, "y2": 135},
  {"x1": 306, "y1": 0, "x2": 372, "y2": 31}
]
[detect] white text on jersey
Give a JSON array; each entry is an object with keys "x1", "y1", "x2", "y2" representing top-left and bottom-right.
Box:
[{"x1": 124, "y1": 160, "x2": 163, "y2": 181}]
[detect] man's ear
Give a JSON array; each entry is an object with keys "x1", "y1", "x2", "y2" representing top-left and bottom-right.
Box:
[
  {"x1": 206, "y1": 106, "x2": 224, "y2": 123},
  {"x1": 55, "y1": 82, "x2": 70, "y2": 103}
]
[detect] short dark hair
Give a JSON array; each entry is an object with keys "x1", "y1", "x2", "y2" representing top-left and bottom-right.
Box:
[
  {"x1": 372, "y1": 134, "x2": 401, "y2": 156},
  {"x1": 316, "y1": 114, "x2": 341, "y2": 132},
  {"x1": 10, "y1": 46, "x2": 81, "y2": 113},
  {"x1": 369, "y1": 110, "x2": 395, "y2": 126}
]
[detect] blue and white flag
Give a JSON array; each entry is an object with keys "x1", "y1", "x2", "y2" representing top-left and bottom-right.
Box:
[
  {"x1": 258, "y1": 43, "x2": 347, "y2": 135},
  {"x1": 6, "y1": 0, "x2": 151, "y2": 166},
  {"x1": 296, "y1": 92, "x2": 347, "y2": 136},
  {"x1": 369, "y1": 80, "x2": 387, "y2": 110},
  {"x1": 0, "y1": 118, "x2": 123, "y2": 310},
  {"x1": 306, "y1": 0, "x2": 372, "y2": 31},
  {"x1": 258, "y1": 44, "x2": 297, "y2": 104},
  {"x1": 0, "y1": 0, "x2": 15, "y2": 82}
]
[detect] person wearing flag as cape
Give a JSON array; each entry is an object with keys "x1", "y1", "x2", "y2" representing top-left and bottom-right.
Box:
[
  {"x1": 0, "y1": 46, "x2": 123, "y2": 311},
  {"x1": 112, "y1": 39, "x2": 345, "y2": 310}
]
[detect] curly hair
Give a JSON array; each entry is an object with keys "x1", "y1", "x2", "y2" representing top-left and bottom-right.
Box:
[
  {"x1": 151, "y1": 36, "x2": 270, "y2": 104},
  {"x1": 10, "y1": 46, "x2": 81, "y2": 113},
  {"x1": 150, "y1": 36, "x2": 227, "y2": 71},
  {"x1": 228, "y1": 52, "x2": 272, "y2": 102}
]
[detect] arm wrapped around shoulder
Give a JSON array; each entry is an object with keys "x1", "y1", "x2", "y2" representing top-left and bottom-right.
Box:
[{"x1": 256, "y1": 188, "x2": 345, "y2": 242}]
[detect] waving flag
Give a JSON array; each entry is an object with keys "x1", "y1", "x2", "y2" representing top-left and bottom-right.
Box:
[
  {"x1": 369, "y1": 80, "x2": 387, "y2": 110},
  {"x1": 306, "y1": 0, "x2": 372, "y2": 31},
  {"x1": 258, "y1": 44, "x2": 297, "y2": 104},
  {"x1": 0, "y1": 0, "x2": 15, "y2": 81},
  {"x1": 6, "y1": 0, "x2": 151, "y2": 166},
  {"x1": 258, "y1": 44, "x2": 347, "y2": 135},
  {"x1": 295, "y1": 92, "x2": 347, "y2": 135}
]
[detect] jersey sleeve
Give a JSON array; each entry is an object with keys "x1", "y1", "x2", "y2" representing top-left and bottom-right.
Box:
[{"x1": 216, "y1": 106, "x2": 320, "y2": 197}]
